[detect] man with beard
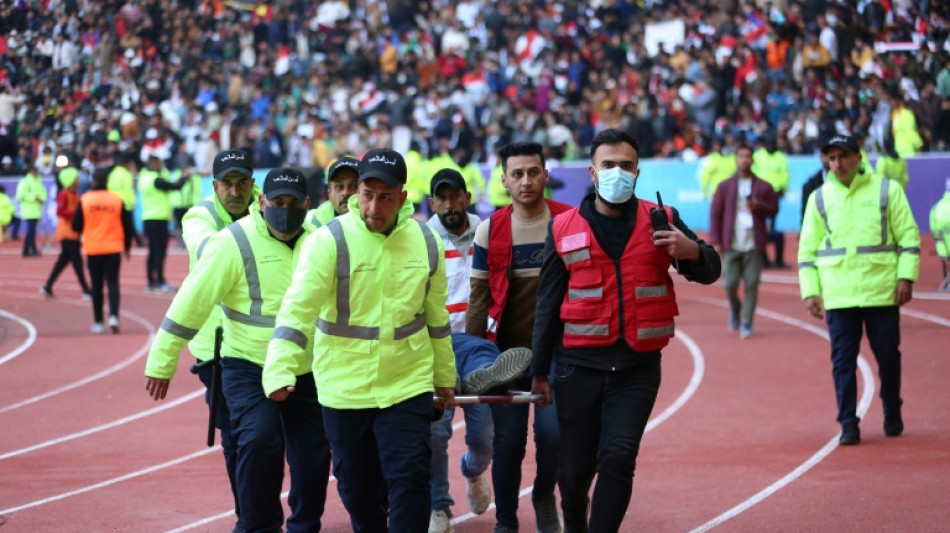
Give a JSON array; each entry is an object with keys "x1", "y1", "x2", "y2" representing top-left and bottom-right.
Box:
[
  {"x1": 425, "y1": 168, "x2": 533, "y2": 533},
  {"x1": 531, "y1": 128, "x2": 720, "y2": 531},
  {"x1": 308, "y1": 156, "x2": 359, "y2": 227}
]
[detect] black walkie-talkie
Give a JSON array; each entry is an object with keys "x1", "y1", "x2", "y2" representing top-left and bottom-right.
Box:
[{"x1": 650, "y1": 191, "x2": 671, "y2": 232}]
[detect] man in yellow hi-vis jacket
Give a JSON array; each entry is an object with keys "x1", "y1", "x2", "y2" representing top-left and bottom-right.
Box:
[
  {"x1": 172, "y1": 148, "x2": 260, "y2": 532},
  {"x1": 265, "y1": 148, "x2": 456, "y2": 532},
  {"x1": 308, "y1": 155, "x2": 359, "y2": 227},
  {"x1": 799, "y1": 135, "x2": 920, "y2": 446},
  {"x1": 144, "y1": 168, "x2": 330, "y2": 533}
]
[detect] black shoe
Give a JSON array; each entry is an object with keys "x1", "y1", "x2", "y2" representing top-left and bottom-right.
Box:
[
  {"x1": 40, "y1": 286, "x2": 54, "y2": 299},
  {"x1": 839, "y1": 422, "x2": 861, "y2": 445},
  {"x1": 884, "y1": 410, "x2": 904, "y2": 437}
]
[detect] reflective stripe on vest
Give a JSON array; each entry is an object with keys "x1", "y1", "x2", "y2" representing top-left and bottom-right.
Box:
[
  {"x1": 317, "y1": 219, "x2": 442, "y2": 341},
  {"x1": 273, "y1": 325, "x2": 308, "y2": 349},
  {"x1": 195, "y1": 200, "x2": 226, "y2": 260},
  {"x1": 220, "y1": 222, "x2": 275, "y2": 328},
  {"x1": 161, "y1": 317, "x2": 199, "y2": 340}
]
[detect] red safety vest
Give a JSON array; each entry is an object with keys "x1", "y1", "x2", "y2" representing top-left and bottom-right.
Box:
[
  {"x1": 485, "y1": 199, "x2": 572, "y2": 342},
  {"x1": 552, "y1": 200, "x2": 679, "y2": 352}
]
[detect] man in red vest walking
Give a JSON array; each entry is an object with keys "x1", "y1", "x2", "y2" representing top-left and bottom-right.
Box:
[
  {"x1": 466, "y1": 141, "x2": 569, "y2": 533},
  {"x1": 532, "y1": 129, "x2": 721, "y2": 532}
]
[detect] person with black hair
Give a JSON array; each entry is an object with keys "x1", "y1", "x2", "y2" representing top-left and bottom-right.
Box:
[{"x1": 531, "y1": 128, "x2": 720, "y2": 532}]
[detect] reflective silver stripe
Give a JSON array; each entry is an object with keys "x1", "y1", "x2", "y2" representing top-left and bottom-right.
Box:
[
  {"x1": 417, "y1": 221, "x2": 438, "y2": 277},
  {"x1": 195, "y1": 235, "x2": 211, "y2": 260},
  {"x1": 901, "y1": 247, "x2": 921, "y2": 255},
  {"x1": 799, "y1": 261, "x2": 816, "y2": 268},
  {"x1": 638, "y1": 324, "x2": 675, "y2": 339},
  {"x1": 428, "y1": 323, "x2": 451, "y2": 339},
  {"x1": 161, "y1": 317, "x2": 199, "y2": 340},
  {"x1": 856, "y1": 244, "x2": 898, "y2": 254},
  {"x1": 817, "y1": 248, "x2": 847, "y2": 257},
  {"x1": 564, "y1": 323, "x2": 610, "y2": 336},
  {"x1": 563, "y1": 248, "x2": 591, "y2": 265},
  {"x1": 879, "y1": 178, "x2": 890, "y2": 245},
  {"x1": 569, "y1": 287, "x2": 603, "y2": 299},
  {"x1": 200, "y1": 200, "x2": 225, "y2": 230},
  {"x1": 227, "y1": 223, "x2": 264, "y2": 317},
  {"x1": 326, "y1": 220, "x2": 351, "y2": 324},
  {"x1": 221, "y1": 305, "x2": 276, "y2": 327},
  {"x1": 273, "y1": 326, "x2": 308, "y2": 349},
  {"x1": 394, "y1": 313, "x2": 427, "y2": 340},
  {"x1": 635, "y1": 285, "x2": 668, "y2": 298},
  {"x1": 317, "y1": 318, "x2": 380, "y2": 340},
  {"x1": 815, "y1": 188, "x2": 832, "y2": 235},
  {"x1": 310, "y1": 212, "x2": 322, "y2": 228}
]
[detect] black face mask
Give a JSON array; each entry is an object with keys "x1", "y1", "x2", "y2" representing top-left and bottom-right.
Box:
[{"x1": 263, "y1": 206, "x2": 308, "y2": 234}]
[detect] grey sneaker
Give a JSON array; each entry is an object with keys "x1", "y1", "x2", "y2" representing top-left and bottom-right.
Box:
[
  {"x1": 462, "y1": 347, "x2": 533, "y2": 395},
  {"x1": 492, "y1": 525, "x2": 517, "y2": 533},
  {"x1": 40, "y1": 286, "x2": 54, "y2": 299},
  {"x1": 740, "y1": 324, "x2": 753, "y2": 339},
  {"x1": 534, "y1": 495, "x2": 562, "y2": 533}
]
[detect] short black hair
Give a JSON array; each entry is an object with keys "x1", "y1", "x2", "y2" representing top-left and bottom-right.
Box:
[
  {"x1": 92, "y1": 167, "x2": 111, "y2": 190},
  {"x1": 735, "y1": 144, "x2": 754, "y2": 156},
  {"x1": 590, "y1": 129, "x2": 640, "y2": 161},
  {"x1": 498, "y1": 141, "x2": 545, "y2": 173}
]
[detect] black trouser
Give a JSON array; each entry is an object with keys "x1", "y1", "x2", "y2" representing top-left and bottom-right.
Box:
[
  {"x1": 173, "y1": 207, "x2": 188, "y2": 244},
  {"x1": 196, "y1": 361, "x2": 241, "y2": 525},
  {"x1": 554, "y1": 355, "x2": 662, "y2": 533},
  {"x1": 45, "y1": 239, "x2": 90, "y2": 293},
  {"x1": 22, "y1": 218, "x2": 39, "y2": 256},
  {"x1": 143, "y1": 219, "x2": 169, "y2": 286},
  {"x1": 9, "y1": 214, "x2": 21, "y2": 239},
  {"x1": 87, "y1": 253, "x2": 121, "y2": 323}
]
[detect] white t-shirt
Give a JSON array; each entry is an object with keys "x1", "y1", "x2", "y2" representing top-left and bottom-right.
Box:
[{"x1": 732, "y1": 178, "x2": 755, "y2": 252}]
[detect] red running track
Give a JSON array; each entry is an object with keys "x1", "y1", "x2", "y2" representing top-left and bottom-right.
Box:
[{"x1": 1, "y1": 235, "x2": 948, "y2": 532}]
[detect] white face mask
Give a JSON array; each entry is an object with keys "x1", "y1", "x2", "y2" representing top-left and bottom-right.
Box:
[{"x1": 596, "y1": 167, "x2": 637, "y2": 204}]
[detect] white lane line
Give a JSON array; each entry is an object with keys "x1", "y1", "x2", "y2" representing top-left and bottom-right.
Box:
[
  {"x1": 0, "y1": 388, "x2": 204, "y2": 460},
  {"x1": 685, "y1": 296, "x2": 876, "y2": 533},
  {"x1": 0, "y1": 309, "x2": 38, "y2": 366},
  {"x1": 452, "y1": 327, "x2": 706, "y2": 527},
  {"x1": 0, "y1": 306, "x2": 157, "y2": 414},
  {"x1": 0, "y1": 447, "x2": 221, "y2": 515},
  {"x1": 901, "y1": 307, "x2": 950, "y2": 327}
]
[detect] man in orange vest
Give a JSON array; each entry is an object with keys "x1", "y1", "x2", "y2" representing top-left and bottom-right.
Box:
[
  {"x1": 72, "y1": 167, "x2": 134, "y2": 334},
  {"x1": 466, "y1": 141, "x2": 570, "y2": 533},
  {"x1": 531, "y1": 129, "x2": 721, "y2": 532},
  {"x1": 41, "y1": 164, "x2": 91, "y2": 299}
]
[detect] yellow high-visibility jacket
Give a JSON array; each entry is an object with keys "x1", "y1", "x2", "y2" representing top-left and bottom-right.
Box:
[
  {"x1": 139, "y1": 168, "x2": 173, "y2": 221},
  {"x1": 145, "y1": 207, "x2": 315, "y2": 380},
  {"x1": 107, "y1": 165, "x2": 136, "y2": 211},
  {"x1": 799, "y1": 170, "x2": 920, "y2": 309},
  {"x1": 700, "y1": 152, "x2": 737, "y2": 200},
  {"x1": 264, "y1": 195, "x2": 456, "y2": 408},
  {"x1": 15, "y1": 172, "x2": 46, "y2": 220},
  {"x1": 875, "y1": 155, "x2": 909, "y2": 190},
  {"x1": 308, "y1": 200, "x2": 337, "y2": 228},
  {"x1": 931, "y1": 192, "x2": 950, "y2": 259},
  {"x1": 487, "y1": 165, "x2": 510, "y2": 208},
  {"x1": 179, "y1": 186, "x2": 261, "y2": 360},
  {"x1": 753, "y1": 148, "x2": 790, "y2": 195}
]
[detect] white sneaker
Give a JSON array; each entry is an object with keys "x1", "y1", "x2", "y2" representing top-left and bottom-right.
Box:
[
  {"x1": 108, "y1": 315, "x2": 119, "y2": 334},
  {"x1": 91, "y1": 323, "x2": 104, "y2": 334},
  {"x1": 428, "y1": 509, "x2": 454, "y2": 533},
  {"x1": 465, "y1": 474, "x2": 491, "y2": 515}
]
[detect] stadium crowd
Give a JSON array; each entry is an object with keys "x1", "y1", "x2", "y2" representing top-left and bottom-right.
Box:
[{"x1": 0, "y1": 0, "x2": 946, "y2": 186}]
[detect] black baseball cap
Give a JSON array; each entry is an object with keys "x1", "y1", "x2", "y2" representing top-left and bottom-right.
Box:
[
  {"x1": 430, "y1": 168, "x2": 467, "y2": 196},
  {"x1": 263, "y1": 167, "x2": 308, "y2": 202},
  {"x1": 327, "y1": 156, "x2": 360, "y2": 182},
  {"x1": 213, "y1": 149, "x2": 254, "y2": 181},
  {"x1": 358, "y1": 148, "x2": 407, "y2": 188},
  {"x1": 821, "y1": 135, "x2": 860, "y2": 154}
]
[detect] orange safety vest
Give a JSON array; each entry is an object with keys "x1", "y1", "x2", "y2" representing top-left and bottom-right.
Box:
[
  {"x1": 80, "y1": 190, "x2": 125, "y2": 256},
  {"x1": 485, "y1": 199, "x2": 572, "y2": 342},
  {"x1": 552, "y1": 200, "x2": 679, "y2": 352}
]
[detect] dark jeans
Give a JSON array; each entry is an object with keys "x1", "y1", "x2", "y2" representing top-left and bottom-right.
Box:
[
  {"x1": 87, "y1": 253, "x2": 121, "y2": 323},
  {"x1": 825, "y1": 306, "x2": 903, "y2": 426},
  {"x1": 323, "y1": 392, "x2": 432, "y2": 533},
  {"x1": 143, "y1": 219, "x2": 169, "y2": 286},
  {"x1": 553, "y1": 355, "x2": 662, "y2": 533},
  {"x1": 221, "y1": 357, "x2": 330, "y2": 533},
  {"x1": 490, "y1": 373, "x2": 560, "y2": 530},
  {"x1": 196, "y1": 361, "x2": 240, "y2": 525},
  {"x1": 9, "y1": 214, "x2": 20, "y2": 239},
  {"x1": 22, "y1": 218, "x2": 38, "y2": 255},
  {"x1": 45, "y1": 239, "x2": 90, "y2": 293}
]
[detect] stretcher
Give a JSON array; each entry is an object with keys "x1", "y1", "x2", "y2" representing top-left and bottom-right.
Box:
[{"x1": 435, "y1": 391, "x2": 546, "y2": 405}]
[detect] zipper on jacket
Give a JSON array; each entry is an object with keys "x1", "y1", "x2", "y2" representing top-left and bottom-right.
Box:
[{"x1": 613, "y1": 257, "x2": 624, "y2": 371}]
